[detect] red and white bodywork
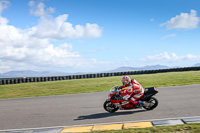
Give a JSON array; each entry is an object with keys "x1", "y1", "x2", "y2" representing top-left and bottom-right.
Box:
[{"x1": 104, "y1": 86, "x2": 159, "y2": 113}]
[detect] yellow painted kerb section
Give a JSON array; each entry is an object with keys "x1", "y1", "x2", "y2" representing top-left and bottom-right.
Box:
[
  {"x1": 92, "y1": 123, "x2": 123, "y2": 131},
  {"x1": 60, "y1": 121, "x2": 153, "y2": 132},
  {"x1": 123, "y1": 121, "x2": 153, "y2": 129},
  {"x1": 61, "y1": 126, "x2": 93, "y2": 133}
]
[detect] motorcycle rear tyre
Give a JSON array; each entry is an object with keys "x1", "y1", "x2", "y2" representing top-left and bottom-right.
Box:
[
  {"x1": 143, "y1": 97, "x2": 158, "y2": 110},
  {"x1": 103, "y1": 100, "x2": 118, "y2": 113}
]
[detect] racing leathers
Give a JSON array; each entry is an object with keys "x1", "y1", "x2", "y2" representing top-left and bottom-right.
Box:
[{"x1": 120, "y1": 79, "x2": 144, "y2": 106}]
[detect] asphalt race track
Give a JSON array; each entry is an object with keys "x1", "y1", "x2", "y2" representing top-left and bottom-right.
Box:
[{"x1": 0, "y1": 84, "x2": 200, "y2": 130}]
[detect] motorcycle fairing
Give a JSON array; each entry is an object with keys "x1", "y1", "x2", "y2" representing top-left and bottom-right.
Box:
[{"x1": 109, "y1": 88, "x2": 135, "y2": 109}]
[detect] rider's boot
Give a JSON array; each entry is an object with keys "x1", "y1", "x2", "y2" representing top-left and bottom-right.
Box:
[
  {"x1": 137, "y1": 100, "x2": 143, "y2": 108},
  {"x1": 129, "y1": 99, "x2": 143, "y2": 108}
]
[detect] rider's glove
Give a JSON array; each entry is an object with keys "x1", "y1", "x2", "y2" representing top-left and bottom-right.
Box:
[{"x1": 123, "y1": 95, "x2": 130, "y2": 100}]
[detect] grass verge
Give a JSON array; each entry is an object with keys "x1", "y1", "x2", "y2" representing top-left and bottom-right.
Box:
[
  {"x1": 91, "y1": 123, "x2": 200, "y2": 133},
  {"x1": 0, "y1": 71, "x2": 200, "y2": 99}
]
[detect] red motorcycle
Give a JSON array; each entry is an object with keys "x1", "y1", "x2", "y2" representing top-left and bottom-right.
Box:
[{"x1": 103, "y1": 85, "x2": 158, "y2": 113}]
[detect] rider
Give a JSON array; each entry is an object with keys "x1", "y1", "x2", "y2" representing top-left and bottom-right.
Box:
[{"x1": 118, "y1": 75, "x2": 144, "y2": 108}]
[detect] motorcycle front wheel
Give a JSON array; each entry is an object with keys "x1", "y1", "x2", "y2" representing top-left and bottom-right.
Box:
[
  {"x1": 143, "y1": 97, "x2": 158, "y2": 110},
  {"x1": 103, "y1": 100, "x2": 118, "y2": 113}
]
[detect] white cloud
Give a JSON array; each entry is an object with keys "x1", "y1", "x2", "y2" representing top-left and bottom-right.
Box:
[
  {"x1": 0, "y1": 15, "x2": 8, "y2": 25},
  {"x1": 31, "y1": 14, "x2": 102, "y2": 39},
  {"x1": 124, "y1": 57, "x2": 130, "y2": 62},
  {"x1": 162, "y1": 34, "x2": 176, "y2": 39},
  {"x1": 0, "y1": 0, "x2": 9, "y2": 15},
  {"x1": 28, "y1": 1, "x2": 34, "y2": 6},
  {"x1": 161, "y1": 9, "x2": 200, "y2": 30},
  {"x1": 150, "y1": 18, "x2": 154, "y2": 22},
  {"x1": 28, "y1": 2, "x2": 102, "y2": 40},
  {"x1": 0, "y1": 1, "x2": 106, "y2": 73},
  {"x1": 29, "y1": 1, "x2": 55, "y2": 17},
  {"x1": 141, "y1": 52, "x2": 200, "y2": 62}
]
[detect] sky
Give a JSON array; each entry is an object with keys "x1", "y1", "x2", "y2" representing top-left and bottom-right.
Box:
[{"x1": 0, "y1": 0, "x2": 200, "y2": 73}]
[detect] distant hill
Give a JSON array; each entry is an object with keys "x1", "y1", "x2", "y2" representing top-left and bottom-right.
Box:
[
  {"x1": 193, "y1": 63, "x2": 200, "y2": 67},
  {"x1": 110, "y1": 65, "x2": 170, "y2": 72},
  {"x1": 0, "y1": 70, "x2": 71, "y2": 78},
  {"x1": 1, "y1": 64, "x2": 200, "y2": 78}
]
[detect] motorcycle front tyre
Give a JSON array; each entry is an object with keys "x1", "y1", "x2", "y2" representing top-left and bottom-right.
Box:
[{"x1": 103, "y1": 100, "x2": 119, "y2": 113}]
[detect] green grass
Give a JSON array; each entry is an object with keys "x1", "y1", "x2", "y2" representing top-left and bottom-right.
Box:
[
  {"x1": 0, "y1": 71, "x2": 200, "y2": 99},
  {"x1": 91, "y1": 123, "x2": 200, "y2": 133}
]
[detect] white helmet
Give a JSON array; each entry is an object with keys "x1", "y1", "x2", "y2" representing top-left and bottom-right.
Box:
[{"x1": 122, "y1": 75, "x2": 131, "y2": 86}]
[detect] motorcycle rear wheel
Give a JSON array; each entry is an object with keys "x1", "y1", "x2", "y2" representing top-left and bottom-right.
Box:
[
  {"x1": 143, "y1": 97, "x2": 158, "y2": 110},
  {"x1": 103, "y1": 100, "x2": 118, "y2": 113}
]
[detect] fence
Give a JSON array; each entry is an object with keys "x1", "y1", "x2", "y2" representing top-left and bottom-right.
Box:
[{"x1": 1, "y1": 66, "x2": 200, "y2": 85}]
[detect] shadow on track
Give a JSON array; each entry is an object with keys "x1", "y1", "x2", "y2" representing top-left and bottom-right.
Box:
[{"x1": 74, "y1": 110, "x2": 147, "y2": 120}]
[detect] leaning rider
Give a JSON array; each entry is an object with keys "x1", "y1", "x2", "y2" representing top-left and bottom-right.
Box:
[{"x1": 118, "y1": 75, "x2": 144, "y2": 108}]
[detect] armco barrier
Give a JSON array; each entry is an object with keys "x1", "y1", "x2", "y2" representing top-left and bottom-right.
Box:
[{"x1": 0, "y1": 66, "x2": 200, "y2": 85}]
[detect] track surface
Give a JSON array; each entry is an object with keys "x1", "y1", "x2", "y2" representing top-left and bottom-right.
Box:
[{"x1": 0, "y1": 84, "x2": 200, "y2": 130}]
